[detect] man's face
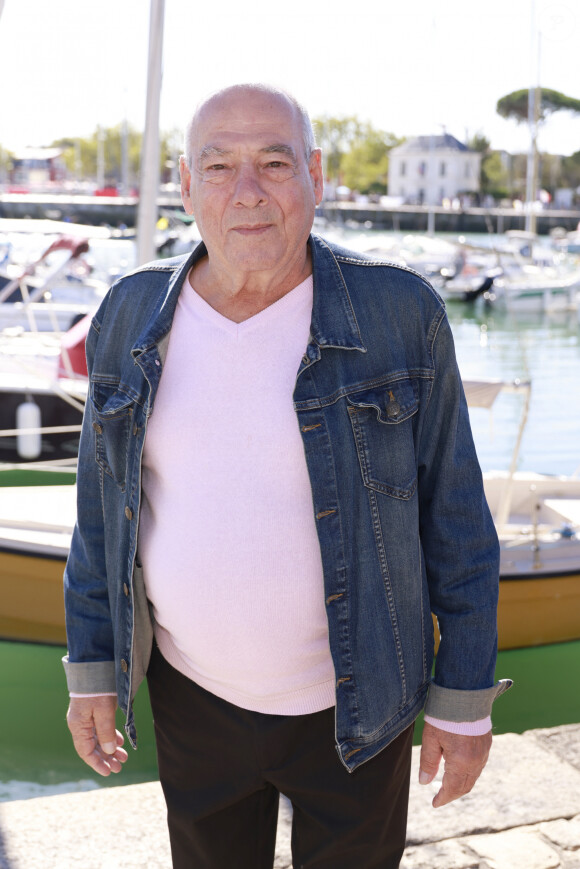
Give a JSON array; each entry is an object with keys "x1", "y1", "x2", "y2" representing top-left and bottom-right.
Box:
[{"x1": 180, "y1": 88, "x2": 323, "y2": 282}]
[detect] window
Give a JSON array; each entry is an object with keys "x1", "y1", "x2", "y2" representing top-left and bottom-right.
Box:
[
  {"x1": 440, "y1": 162, "x2": 446, "y2": 177},
  {"x1": 400, "y1": 161, "x2": 406, "y2": 177}
]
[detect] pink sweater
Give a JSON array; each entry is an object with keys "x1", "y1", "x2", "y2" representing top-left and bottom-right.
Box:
[{"x1": 138, "y1": 275, "x2": 336, "y2": 715}]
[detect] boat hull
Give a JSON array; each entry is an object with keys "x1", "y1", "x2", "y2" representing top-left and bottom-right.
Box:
[
  {"x1": 498, "y1": 572, "x2": 580, "y2": 649},
  {"x1": 0, "y1": 548, "x2": 67, "y2": 644},
  {"x1": 1, "y1": 482, "x2": 579, "y2": 650},
  {"x1": 2, "y1": 541, "x2": 578, "y2": 650}
]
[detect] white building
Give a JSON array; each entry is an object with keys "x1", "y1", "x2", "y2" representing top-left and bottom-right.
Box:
[{"x1": 388, "y1": 134, "x2": 481, "y2": 205}]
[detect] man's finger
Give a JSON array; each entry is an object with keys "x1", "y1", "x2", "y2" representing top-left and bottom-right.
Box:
[
  {"x1": 67, "y1": 696, "x2": 127, "y2": 777},
  {"x1": 93, "y1": 701, "x2": 121, "y2": 755},
  {"x1": 418, "y1": 721, "x2": 444, "y2": 783},
  {"x1": 432, "y1": 766, "x2": 479, "y2": 808}
]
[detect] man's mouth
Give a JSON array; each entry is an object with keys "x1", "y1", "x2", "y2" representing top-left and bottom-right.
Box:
[{"x1": 231, "y1": 224, "x2": 272, "y2": 235}]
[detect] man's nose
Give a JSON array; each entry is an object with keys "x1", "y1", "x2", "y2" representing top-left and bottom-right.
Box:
[{"x1": 233, "y1": 165, "x2": 267, "y2": 208}]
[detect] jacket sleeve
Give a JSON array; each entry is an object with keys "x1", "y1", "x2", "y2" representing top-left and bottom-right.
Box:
[
  {"x1": 417, "y1": 309, "x2": 511, "y2": 721},
  {"x1": 62, "y1": 300, "x2": 117, "y2": 696}
]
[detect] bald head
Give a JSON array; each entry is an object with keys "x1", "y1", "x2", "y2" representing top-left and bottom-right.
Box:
[{"x1": 183, "y1": 83, "x2": 316, "y2": 168}]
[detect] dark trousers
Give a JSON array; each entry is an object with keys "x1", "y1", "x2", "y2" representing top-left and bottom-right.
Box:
[{"x1": 147, "y1": 644, "x2": 413, "y2": 869}]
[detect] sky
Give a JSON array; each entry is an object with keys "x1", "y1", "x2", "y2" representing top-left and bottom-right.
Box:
[{"x1": 0, "y1": 0, "x2": 579, "y2": 159}]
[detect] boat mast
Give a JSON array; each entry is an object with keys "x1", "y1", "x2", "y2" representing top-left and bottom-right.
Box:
[
  {"x1": 525, "y1": 0, "x2": 541, "y2": 234},
  {"x1": 136, "y1": 0, "x2": 165, "y2": 265}
]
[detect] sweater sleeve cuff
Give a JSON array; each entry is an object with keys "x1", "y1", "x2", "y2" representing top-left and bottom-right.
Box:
[
  {"x1": 424, "y1": 714, "x2": 492, "y2": 736},
  {"x1": 424, "y1": 679, "x2": 512, "y2": 722},
  {"x1": 62, "y1": 656, "x2": 116, "y2": 695}
]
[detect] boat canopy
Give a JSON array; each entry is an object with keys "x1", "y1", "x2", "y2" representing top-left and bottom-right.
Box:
[{"x1": 463, "y1": 378, "x2": 532, "y2": 528}]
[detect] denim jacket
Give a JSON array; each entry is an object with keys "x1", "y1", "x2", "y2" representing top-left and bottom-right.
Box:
[{"x1": 63, "y1": 234, "x2": 510, "y2": 772}]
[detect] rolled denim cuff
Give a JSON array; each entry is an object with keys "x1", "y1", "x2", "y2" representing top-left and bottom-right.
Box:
[
  {"x1": 62, "y1": 656, "x2": 116, "y2": 695},
  {"x1": 424, "y1": 678, "x2": 513, "y2": 722}
]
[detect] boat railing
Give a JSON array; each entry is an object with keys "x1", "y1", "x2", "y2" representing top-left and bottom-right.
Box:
[{"x1": 0, "y1": 422, "x2": 82, "y2": 440}]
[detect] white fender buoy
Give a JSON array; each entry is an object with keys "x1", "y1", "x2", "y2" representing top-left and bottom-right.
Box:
[{"x1": 16, "y1": 400, "x2": 42, "y2": 459}]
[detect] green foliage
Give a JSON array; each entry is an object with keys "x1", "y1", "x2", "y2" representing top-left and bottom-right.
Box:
[
  {"x1": 341, "y1": 129, "x2": 393, "y2": 194},
  {"x1": 560, "y1": 151, "x2": 580, "y2": 189},
  {"x1": 497, "y1": 88, "x2": 580, "y2": 124},
  {"x1": 481, "y1": 151, "x2": 509, "y2": 195},
  {"x1": 468, "y1": 132, "x2": 491, "y2": 154},
  {"x1": 0, "y1": 145, "x2": 14, "y2": 176},
  {"x1": 313, "y1": 115, "x2": 401, "y2": 193},
  {"x1": 313, "y1": 115, "x2": 366, "y2": 178},
  {"x1": 50, "y1": 125, "x2": 180, "y2": 186}
]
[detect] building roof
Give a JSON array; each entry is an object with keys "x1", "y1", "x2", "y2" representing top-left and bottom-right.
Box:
[
  {"x1": 12, "y1": 147, "x2": 63, "y2": 161},
  {"x1": 392, "y1": 134, "x2": 470, "y2": 154}
]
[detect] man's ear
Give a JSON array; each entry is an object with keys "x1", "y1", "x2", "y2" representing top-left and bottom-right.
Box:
[
  {"x1": 310, "y1": 149, "x2": 324, "y2": 206},
  {"x1": 180, "y1": 156, "x2": 194, "y2": 215}
]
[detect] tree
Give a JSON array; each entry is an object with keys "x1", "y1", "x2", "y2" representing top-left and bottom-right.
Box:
[
  {"x1": 313, "y1": 116, "x2": 368, "y2": 182},
  {"x1": 51, "y1": 125, "x2": 178, "y2": 188},
  {"x1": 468, "y1": 132, "x2": 491, "y2": 154},
  {"x1": 497, "y1": 88, "x2": 580, "y2": 124},
  {"x1": 481, "y1": 151, "x2": 510, "y2": 199},
  {"x1": 340, "y1": 126, "x2": 401, "y2": 195},
  {"x1": 560, "y1": 151, "x2": 580, "y2": 190},
  {"x1": 313, "y1": 115, "x2": 401, "y2": 192}
]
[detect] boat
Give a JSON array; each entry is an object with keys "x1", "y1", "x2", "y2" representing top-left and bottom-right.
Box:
[
  {"x1": 0, "y1": 316, "x2": 88, "y2": 463},
  {"x1": 0, "y1": 231, "x2": 99, "y2": 463},
  {"x1": 485, "y1": 469, "x2": 580, "y2": 648},
  {"x1": 315, "y1": 220, "x2": 461, "y2": 284},
  {"x1": 0, "y1": 484, "x2": 73, "y2": 644},
  {"x1": 441, "y1": 231, "x2": 580, "y2": 312},
  {"x1": 463, "y1": 378, "x2": 580, "y2": 649},
  {"x1": 550, "y1": 225, "x2": 580, "y2": 256},
  {"x1": 1, "y1": 377, "x2": 578, "y2": 649},
  {"x1": 0, "y1": 233, "x2": 109, "y2": 332}
]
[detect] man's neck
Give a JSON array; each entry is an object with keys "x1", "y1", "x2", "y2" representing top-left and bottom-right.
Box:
[{"x1": 189, "y1": 252, "x2": 312, "y2": 323}]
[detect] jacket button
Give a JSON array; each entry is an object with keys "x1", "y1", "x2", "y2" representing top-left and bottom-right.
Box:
[
  {"x1": 125, "y1": 506, "x2": 133, "y2": 520},
  {"x1": 92, "y1": 422, "x2": 103, "y2": 434},
  {"x1": 120, "y1": 659, "x2": 128, "y2": 673},
  {"x1": 123, "y1": 583, "x2": 129, "y2": 597}
]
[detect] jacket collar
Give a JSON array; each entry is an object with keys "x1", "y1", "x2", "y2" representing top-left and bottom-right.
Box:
[
  {"x1": 132, "y1": 232, "x2": 366, "y2": 360},
  {"x1": 309, "y1": 233, "x2": 366, "y2": 353}
]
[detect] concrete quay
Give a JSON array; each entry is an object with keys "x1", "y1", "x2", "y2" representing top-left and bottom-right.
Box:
[{"x1": 0, "y1": 724, "x2": 578, "y2": 868}]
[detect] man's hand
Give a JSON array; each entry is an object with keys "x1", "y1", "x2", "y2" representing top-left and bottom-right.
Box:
[
  {"x1": 419, "y1": 721, "x2": 492, "y2": 808},
  {"x1": 66, "y1": 696, "x2": 128, "y2": 777}
]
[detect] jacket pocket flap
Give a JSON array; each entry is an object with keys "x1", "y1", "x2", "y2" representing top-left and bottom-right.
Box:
[{"x1": 347, "y1": 380, "x2": 418, "y2": 424}]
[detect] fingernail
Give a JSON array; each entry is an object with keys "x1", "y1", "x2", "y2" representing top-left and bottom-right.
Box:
[
  {"x1": 419, "y1": 770, "x2": 431, "y2": 785},
  {"x1": 102, "y1": 741, "x2": 116, "y2": 754}
]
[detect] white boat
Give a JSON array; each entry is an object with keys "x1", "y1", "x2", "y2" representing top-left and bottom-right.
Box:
[
  {"x1": 315, "y1": 221, "x2": 461, "y2": 283},
  {"x1": 0, "y1": 233, "x2": 109, "y2": 332},
  {"x1": 0, "y1": 299, "x2": 88, "y2": 463},
  {"x1": 442, "y1": 231, "x2": 580, "y2": 312},
  {"x1": 550, "y1": 226, "x2": 580, "y2": 256}
]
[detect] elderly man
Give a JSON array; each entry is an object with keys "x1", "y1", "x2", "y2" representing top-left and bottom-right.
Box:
[{"x1": 64, "y1": 83, "x2": 510, "y2": 869}]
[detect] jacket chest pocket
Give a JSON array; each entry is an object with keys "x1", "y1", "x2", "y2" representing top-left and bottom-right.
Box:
[
  {"x1": 347, "y1": 380, "x2": 419, "y2": 500},
  {"x1": 90, "y1": 384, "x2": 136, "y2": 491}
]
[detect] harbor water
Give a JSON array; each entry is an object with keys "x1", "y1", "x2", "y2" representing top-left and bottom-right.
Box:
[{"x1": 1, "y1": 228, "x2": 579, "y2": 800}]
